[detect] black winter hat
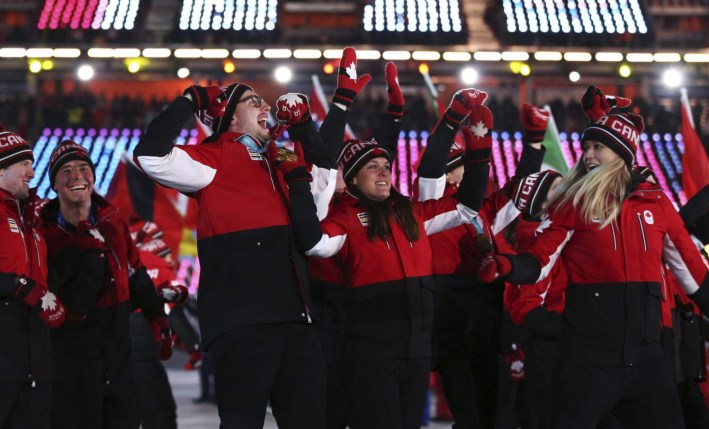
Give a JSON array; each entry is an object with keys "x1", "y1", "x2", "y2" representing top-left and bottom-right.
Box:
[{"x1": 48, "y1": 140, "x2": 95, "y2": 187}]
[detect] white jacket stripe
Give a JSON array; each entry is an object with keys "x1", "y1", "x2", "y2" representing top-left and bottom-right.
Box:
[
  {"x1": 137, "y1": 148, "x2": 216, "y2": 193},
  {"x1": 663, "y1": 234, "x2": 701, "y2": 294}
]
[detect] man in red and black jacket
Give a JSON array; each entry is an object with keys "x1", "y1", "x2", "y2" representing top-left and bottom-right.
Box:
[
  {"x1": 135, "y1": 80, "x2": 336, "y2": 427},
  {"x1": 0, "y1": 127, "x2": 65, "y2": 429},
  {"x1": 39, "y1": 140, "x2": 169, "y2": 429}
]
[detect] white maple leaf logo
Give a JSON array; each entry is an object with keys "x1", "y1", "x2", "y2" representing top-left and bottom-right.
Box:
[
  {"x1": 510, "y1": 360, "x2": 524, "y2": 372},
  {"x1": 469, "y1": 120, "x2": 488, "y2": 138},
  {"x1": 41, "y1": 291, "x2": 58, "y2": 311},
  {"x1": 535, "y1": 215, "x2": 552, "y2": 236},
  {"x1": 345, "y1": 62, "x2": 358, "y2": 80},
  {"x1": 89, "y1": 228, "x2": 105, "y2": 243},
  {"x1": 279, "y1": 93, "x2": 303, "y2": 108}
]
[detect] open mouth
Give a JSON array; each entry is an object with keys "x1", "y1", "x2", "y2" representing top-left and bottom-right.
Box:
[
  {"x1": 258, "y1": 117, "x2": 268, "y2": 130},
  {"x1": 70, "y1": 184, "x2": 87, "y2": 192}
]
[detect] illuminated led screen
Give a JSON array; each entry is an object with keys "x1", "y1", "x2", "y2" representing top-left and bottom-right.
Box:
[
  {"x1": 501, "y1": 0, "x2": 648, "y2": 34},
  {"x1": 37, "y1": 0, "x2": 141, "y2": 30},
  {"x1": 363, "y1": 0, "x2": 463, "y2": 33},
  {"x1": 179, "y1": 0, "x2": 278, "y2": 31}
]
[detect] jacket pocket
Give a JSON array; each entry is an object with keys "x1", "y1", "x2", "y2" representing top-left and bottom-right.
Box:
[
  {"x1": 644, "y1": 282, "x2": 663, "y2": 342},
  {"x1": 565, "y1": 283, "x2": 622, "y2": 340}
]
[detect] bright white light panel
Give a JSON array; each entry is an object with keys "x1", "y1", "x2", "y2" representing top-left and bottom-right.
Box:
[
  {"x1": 363, "y1": 0, "x2": 463, "y2": 33},
  {"x1": 501, "y1": 0, "x2": 648, "y2": 34},
  {"x1": 37, "y1": 0, "x2": 141, "y2": 30},
  {"x1": 179, "y1": 0, "x2": 277, "y2": 31}
]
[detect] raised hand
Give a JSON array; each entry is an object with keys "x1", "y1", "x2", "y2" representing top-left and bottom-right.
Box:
[
  {"x1": 183, "y1": 85, "x2": 227, "y2": 124},
  {"x1": 276, "y1": 93, "x2": 312, "y2": 125},
  {"x1": 521, "y1": 103, "x2": 550, "y2": 144},
  {"x1": 332, "y1": 47, "x2": 372, "y2": 109},
  {"x1": 581, "y1": 85, "x2": 632, "y2": 122},
  {"x1": 462, "y1": 105, "x2": 493, "y2": 164},
  {"x1": 441, "y1": 88, "x2": 488, "y2": 129},
  {"x1": 385, "y1": 62, "x2": 404, "y2": 120}
]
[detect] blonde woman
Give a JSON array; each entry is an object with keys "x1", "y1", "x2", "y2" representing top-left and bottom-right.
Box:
[{"x1": 479, "y1": 86, "x2": 709, "y2": 429}]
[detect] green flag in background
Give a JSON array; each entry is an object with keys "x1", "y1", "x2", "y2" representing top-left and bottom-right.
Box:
[{"x1": 540, "y1": 105, "x2": 569, "y2": 174}]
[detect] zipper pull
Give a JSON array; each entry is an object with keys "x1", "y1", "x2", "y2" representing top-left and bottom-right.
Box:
[{"x1": 31, "y1": 380, "x2": 36, "y2": 388}]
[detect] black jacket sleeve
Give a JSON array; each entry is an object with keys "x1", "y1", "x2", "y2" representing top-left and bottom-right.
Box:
[
  {"x1": 416, "y1": 125, "x2": 458, "y2": 179},
  {"x1": 318, "y1": 105, "x2": 349, "y2": 167},
  {"x1": 129, "y1": 266, "x2": 166, "y2": 319},
  {"x1": 374, "y1": 115, "x2": 403, "y2": 161},
  {"x1": 286, "y1": 181, "x2": 325, "y2": 252},
  {"x1": 513, "y1": 145, "x2": 546, "y2": 179},
  {"x1": 506, "y1": 253, "x2": 543, "y2": 284},
  {"x1": 288, "y1": 120, "x2": 330, "y2": 169},
  {"x1": 454, "y1": 161, "x2": 489, "y2": 212},
  {"x1": 134, "y1": 96, "x2": 194, "y2": 157}
]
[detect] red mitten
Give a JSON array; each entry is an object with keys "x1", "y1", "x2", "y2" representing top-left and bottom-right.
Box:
[
  {"x1": 276, "y1": 93, "x2": 312, "y2": 124},
  {"x1": 38, "y1": 290, "x2": 66, "y2": 328},
  {"x1": 14, "y1": 275, "x2": 44, "y2": 307},
  {"x1": 157, "y1": 280, "x2": 188, "y2": 304},
  {"x1": 150, "y1": 316, "x2": 173, "y2": 361},
  {"x1": 478, "y1": 255, "x2": 512, "y2": 283},
  {"x1": 267, "y1": 142, "x2": 312, "y2": 183},
  {"x1": 385, "y1": 62, "x2": 404, "y2": 120},
  {"x1": 462, "y1": 105, "x2": 493, "y2": 164},
  {"x1": 505, "y1": 345, "x2": 525, "y2": 381},
  {"x1": 332, "y1": 47, "x2": 372, "y2": 109},
  {"x1": 269, "y1": 123, "x2": 290, "y2": 141},
  {"x1": 184, "y1": 350, "x2": 203, "y2": 370},
  {"x1": 581, "y1": 86, "x2": 631, "y2": 122},
  {"x1": 521, "y1": 103, "x2": 550, "y2": 144},
  {"x1": 183, "y1": 85, "x2": 227, "y2": 126},
  {"x1": 441, "y1": 88, "x2": 488, "y2": 129}
]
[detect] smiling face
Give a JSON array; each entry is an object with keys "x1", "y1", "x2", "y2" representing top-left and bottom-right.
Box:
[
  {"x1": 351, "y1": 157, "x2": 392, "y2": 201},
  {"x1": 0, "y1": 159, "x2": 34, "y2": 200},
  {"x1": 583, "y1": 140, "x2": 619, "y2": 171},
  {"x1": 228, "y1": 90, "x2": 272, "y2": 144},
  {"x1": 54, "y1": 160, "x2": 94, "y2": 206}
]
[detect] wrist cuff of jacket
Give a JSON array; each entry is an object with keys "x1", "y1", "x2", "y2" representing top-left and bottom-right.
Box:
[
  {"x1": 465, "y1": 147, "x2": 492, "y2": 164},
  {"x1": 283, "y1": 167, "x2": 313, "y2": 183},
  {"x1": 690, "y1": 285, "x2": 709, "y2": 316},
  {"x1": 523, "y1": 129, "x2": 546, "y2": 144},
  {"x1": 441, "y1": 109, "x2": 466, "y2": 129},
  {"x1": 332, "y1": 88, "x2": 358, "y2": 109},
  {"x1": 386, "y1": 104, "x2": 404, "y2": 119}
]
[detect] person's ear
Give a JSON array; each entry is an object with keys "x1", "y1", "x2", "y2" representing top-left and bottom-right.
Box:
[{"x1": 352, "y1": 177, "x2": 358, "y2": 185}]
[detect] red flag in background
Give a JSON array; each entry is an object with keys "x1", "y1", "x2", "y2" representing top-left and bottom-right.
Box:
[
  {"x1": 106, "y1": 153, "x2": 198, "y2": 257},
  {"x1": 680, "y1": 88, "x2": 709, "y2": 200}
]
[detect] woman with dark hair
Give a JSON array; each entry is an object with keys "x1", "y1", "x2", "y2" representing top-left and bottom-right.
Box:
[
  {"x1": 277, "y1": 88, "x2": 492, "y2": 429},
  {"x1": 479, "y1": 86, "x2": 709, "y2": 428}
]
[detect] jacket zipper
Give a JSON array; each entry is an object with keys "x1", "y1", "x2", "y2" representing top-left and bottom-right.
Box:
[
  {"x1": 636, "y1": 213, "x2": 648, "y2": 251},
  {"x1": 610, "y1": 220, "x2": 618, "y2": 251},
  {"x1": 15, "y1": 201, "x2": 36, "y2": 388}
]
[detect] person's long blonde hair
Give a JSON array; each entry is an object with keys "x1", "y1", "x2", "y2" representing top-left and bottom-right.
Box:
[{"x1": 546, "y1": 156, "x2": 631, "y2": 228}]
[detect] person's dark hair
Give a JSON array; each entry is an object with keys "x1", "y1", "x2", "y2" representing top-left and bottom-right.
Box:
[{"x1": 348, "y1": 185, "x2": 420, "y2": 243}]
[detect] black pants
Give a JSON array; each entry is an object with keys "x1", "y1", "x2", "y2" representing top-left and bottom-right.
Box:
[
  {"x1": 436, "y1": 355, "x2": 498, "y2": 429},
  {"x1": 551, "y1": 358, "x2": 684, "y2": 429},
  {"x1": 130, "y1": 313, "x2": 177, "y2": 429},
  {"x1": 339, "y1": 355, "x2": 430, "y2": 429},
  {"x1": 0, "y1": 381, "x2": 51, "y2": 429},
  {"x1": 210, "y1": 323, "x2": 326, "y2": 429}
]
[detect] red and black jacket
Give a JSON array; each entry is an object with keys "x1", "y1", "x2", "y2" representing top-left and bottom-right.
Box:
[
  {"x1": 39, "y1": 194, "x2": 165, "y2": 382},
  {"x1": 0, "y1": 188, "x2": 52, "y2": 383},
  {"x1": 134, "y1": 97, "x2": 334, "y2": 348},
  {"x1": 505, "y1": 182, "x2": 709, "y2": 365}
]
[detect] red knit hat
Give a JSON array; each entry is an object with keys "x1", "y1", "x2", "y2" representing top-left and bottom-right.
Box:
[
  {"x1": 512, "y1": 170, "x2": 563, "y2": 217},
  {"x1": 0, "y1": 126, "x2": 34, "y2": 170},
  {"x1": 582, "y1": 113, "x2": 645, "y2": 167},
  {"x1": 337, "y1": 139, "x2": 391, "y2": 183},
  {"x1": 48, "y1": 140, "x2": 95, "y2": 186}
]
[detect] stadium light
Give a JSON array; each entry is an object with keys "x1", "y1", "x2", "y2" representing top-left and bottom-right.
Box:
[
  {"x1": 520, "y1": 64, "x2": 531, "y2": 76},
  {"x1": 177, "y1": 67, "x2": 190, "y2": 78},
  {"x1": 29, "y1": 60, "x2": 42, "y2": 73},
  {"x1": 77, "y1": 65, "x2": 95, "y2": 81},
  {"x1": 569, "y1": 71, "x2": 581, "y2": 82},
  {"x1": 274, "y1": 66, "x2": 292, "y2": 83},
  {"x1": 662, "y1": 69, "x2": 682, "y2": 88},
  {"x1": 461, "y1": 67, "x2": 479, "y2": 84},
  {"x1": 619, "y1": 64, "x2": 632, "y2": 78}
]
